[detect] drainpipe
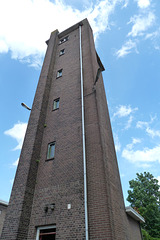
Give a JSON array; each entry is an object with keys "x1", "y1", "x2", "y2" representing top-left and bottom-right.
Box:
[{"x1": 79, "y1": 24, "x2": 89, "y2": 240}]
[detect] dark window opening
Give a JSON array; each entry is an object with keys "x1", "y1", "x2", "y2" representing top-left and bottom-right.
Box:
[
  {"x1": 59, "y1": 49, "x2": 65, "y2": 56},
  {"x1": 39, "y1": 228, "x2": 56, "y2": 240},
  {"x1": 53, "y1": 98, "x2": 60, "y2": 110},
  {"x1": 56, "y1": 69, "x2": 62, "y2": 78},
  {"x1": 47, "y1": 142, "x2": 55, "y2": 160},
  {"x1": 59, "y1": 36, "x2": 68, "y2": 44}
]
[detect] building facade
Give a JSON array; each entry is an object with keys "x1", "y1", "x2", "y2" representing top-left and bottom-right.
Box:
[
  {"x1": 0, "y1": 200, "x2": 8, "y2": 237},
  {"x1": 1, "y1": 19, "x2": 143, "y2": 240}
]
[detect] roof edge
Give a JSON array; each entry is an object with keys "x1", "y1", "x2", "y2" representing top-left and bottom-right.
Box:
[
  {"x1": 126, "y1": 206, "x2": 145, "y2": 223},
  {"x1": 0, "y1": 199, "x2": 8, "y2": 206},
  {"x1": 58, "y1": 18, "x2": 89, "y2": 39}
]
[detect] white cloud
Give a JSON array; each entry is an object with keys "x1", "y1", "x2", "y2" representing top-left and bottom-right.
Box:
[
  {"x1": 128, "y1": 12, "x2": 155, "y2": 37},
  {"x1": 122, "y1": 144, "x2": 160, "y2": 164},
  {"x1": 113, "y1": 105, "x2": 138, "y2": 118},
  {"x1": 10, "y1": 178, "x2": 14, "y2": 185},
  {"x1": 125, "y1": 115, "x2": 133, "y2": 130},
  {"x1": 138, "y1": 163, "x2": 151, "y2": 168},
  {"x1": 122, "y1": 0, "x2": 129, "y2": 8},
  {"x1": 145, "y1": 29, "x2": 160, "y2": 51},
  {"x1": 116, "y1": 39, "x2": 138, "y2": 58},
  {"x1": 12, "y1": 158, "x2": 19, "y2": 166},
  {"x1": 0, "y1": 40, "x2": 8, "y2": 53},
  {"x1": 136, "y1": 118, "x2": 160, "y2": 138},
  {"x1": 145, "y1": 29, "x2": 160, "y2": 40},
  {"x1": 4, "y1": 122, "x2": 27, "y2": 150},
  {"x1": 120, "y1": 173, "x2": 125, "y2": 178},
  {"x1": 0, "y1": 0, "x2": 124, "y2": 67},
  {"x1": 146, "y1": 127, "x2": 160, "y2": 138},
  {"x1": 114, "y1": 133, "x2": 121, "y2": 152},
  {"x1": 125, "y1": 137, "x2": 141, "y2": 150},
  {"x1": 157, "y1": 176, "x2": 160, "y2": 185},
  {"x1": 136, "y1": 120, "x2": 149, "y2": 129},
  {"x1": 135, "y1": 0, "x2": 150, "y2": 9}
]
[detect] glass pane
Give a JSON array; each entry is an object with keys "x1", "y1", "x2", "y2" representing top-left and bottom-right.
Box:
[
  {"x1": 56, "y1": 99, "x2": 59, "y2": 109},
  {"x1": 41, "y1": 235, "x2": 55, "y2": 240},
  {"x1": 53, "y1": 101, "x2": 57, "y2": 110},
  {"x1": 57, "y1": 70, "x2": 62, "y2": 77},
  {"x1": 47, "y1": 143, "x2": 55, "y2": 159},
  {"x1": 53, "y1": 99, "x2": 59, "y2": 110}
]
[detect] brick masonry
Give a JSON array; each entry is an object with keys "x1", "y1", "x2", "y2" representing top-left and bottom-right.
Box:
[
  {"x1": 1, "y1": 19, "x2": 142, "y2": 240},
  {"x1": 0, "y1": 202, "x2": 8, "y2": 237}
]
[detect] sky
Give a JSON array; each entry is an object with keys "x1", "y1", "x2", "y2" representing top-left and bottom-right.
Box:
[{"x1": 0, "y1": 0, "x2": 160, "y2": 205}]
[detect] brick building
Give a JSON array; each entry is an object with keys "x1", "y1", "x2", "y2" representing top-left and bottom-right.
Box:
[
  {"x1": 0, "y1": 200, "x2": 8, "y2": 237},
  {"x1": 1, "y1": 19, "x2": 144, "y2": 240}
]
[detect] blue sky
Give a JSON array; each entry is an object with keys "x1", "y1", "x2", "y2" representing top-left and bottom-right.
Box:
[{"x1": 0, "y1": 0, "x2": 160, "y2": 205}]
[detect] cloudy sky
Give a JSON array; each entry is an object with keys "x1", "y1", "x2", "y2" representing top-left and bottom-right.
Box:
[{"x1": 0, "y1": 0, "x2": 160, "y2": 204}]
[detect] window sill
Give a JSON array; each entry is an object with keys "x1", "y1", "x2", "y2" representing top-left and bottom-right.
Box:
[
  {"x1": 56, "y1": 76, "x2": 62, "y2": 79},
  {"x1": 45, "y1": 158, "x2": 54, "y2": 162},
  {"x1": 52, "y1": 108, "x2": 59, "y2": 111}
]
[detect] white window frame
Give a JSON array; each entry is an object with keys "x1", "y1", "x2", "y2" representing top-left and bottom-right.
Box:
[{"x1": 36, "y1": 225, "x2": 56, "y2": 240}]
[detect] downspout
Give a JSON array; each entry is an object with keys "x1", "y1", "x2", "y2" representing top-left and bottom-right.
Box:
[{"x1": 79, "y1": 24, "x2": 89, "y2": 240}]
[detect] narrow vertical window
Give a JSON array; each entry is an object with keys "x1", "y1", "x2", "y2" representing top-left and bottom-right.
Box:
[
  {"x1": 59, "y1": 49, "x2": 65, "y2": 56},
  {"x1": 36, "y1": 226, "x2": 56, "y2": 240},
  {"x1": 53, "y1": 98, "x2": 60, "y2": 110},
  {"x1": 47, "y1": 142, "x2": 55, "y2": 160},
  {"x1": 57, "y1": 69, "x2": 62, "y2": 78}
]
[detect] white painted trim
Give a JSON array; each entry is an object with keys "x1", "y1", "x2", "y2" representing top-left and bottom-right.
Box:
[
  {"x1": 36, "y1": 225, "x2": 56, "y2": 240},
  {"x1": 126, "y1": 206, "x2": 145, "y2": 223},
  {"x1": 79, "y1": 25, "x2": 89, "y2": 240},
  {"x1": 0, "y1": 199, "x2": 8, "y2": 206}
]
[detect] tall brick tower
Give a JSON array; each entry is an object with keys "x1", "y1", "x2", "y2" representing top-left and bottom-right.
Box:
[{"x1": 1, "y1": 19, "x2": 143, "y2": 240}]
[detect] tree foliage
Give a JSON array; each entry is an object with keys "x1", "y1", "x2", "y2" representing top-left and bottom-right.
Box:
[
  {"x1": 142, "y1": 229, "x2": 160, "y2": 240},
  {"x1": 127, "y1": 172, "x2": 160, "y2": 237}
]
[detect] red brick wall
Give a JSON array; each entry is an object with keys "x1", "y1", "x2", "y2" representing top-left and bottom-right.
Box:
[
  {"x1": 0, "y1": 204, "x2": 7, "y2": 237},
  {"x1": 27, "y1": 24, "x2": 86, "y2": 240},
  {"x1": 1, "y1": 30, "x2": 59, "y2": 240}
]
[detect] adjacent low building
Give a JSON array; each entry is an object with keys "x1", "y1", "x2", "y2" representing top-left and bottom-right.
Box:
[{"x1": 0, "y1": 200, "x2": 8, "y2": 237}]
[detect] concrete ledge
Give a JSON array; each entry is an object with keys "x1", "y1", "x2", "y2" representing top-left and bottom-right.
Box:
[
  {"x1": 0, "y1": 200, "x2": 8, "y2": 207},
  {"x1": 126, "y1": 206, "x2": 145, "y2": 223}
]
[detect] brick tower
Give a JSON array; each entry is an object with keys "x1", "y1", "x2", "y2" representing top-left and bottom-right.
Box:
[{"x1": 1, "y1": 19, "x2": 143, "y2": 240}]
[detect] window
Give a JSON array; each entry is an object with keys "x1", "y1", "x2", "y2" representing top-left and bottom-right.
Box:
[
  {"x1": 59, "y1": 36, "x2": 68, "y2": 44},
  {"x1": 53, "y1": 98, "x2": 60, "y2": 110},
  {"x1": 36, "y1": 226, "x2": 56, "y2": 240},
  {"x1": 59, "y1": 49, "x2": 65, "y2": 56},
  {"x1": 56, "y1": 69, "x2": 62, "y2": 78},
  {"x1": 47, "y1": 142, "x2": 55, "y2": 160}
]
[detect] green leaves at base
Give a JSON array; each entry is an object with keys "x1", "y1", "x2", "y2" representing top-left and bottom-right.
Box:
[{"x1": 127, "y1": 172, "x2": 160, "y2": 238}]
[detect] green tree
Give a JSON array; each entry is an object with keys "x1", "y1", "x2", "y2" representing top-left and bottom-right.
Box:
[{"x1": 127, "y1": 172, "x2": 160, "y2": 238}]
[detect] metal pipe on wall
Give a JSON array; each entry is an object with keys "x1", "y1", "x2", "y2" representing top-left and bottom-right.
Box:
[{"x1": 79, "y1": 24, "x2": 89, "y2": 240}]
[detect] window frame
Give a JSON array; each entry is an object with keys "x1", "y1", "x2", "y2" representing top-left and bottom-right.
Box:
[
  {"x1": 56, "y1": 69, "x2": 63, "y2": 78},
  {"x1": 36, "y1": 225, "x2": 56, "y2": 240},
  {"x1": 59, "y1": 36, "x2": 69, "y2": 44},
  {"x1": 46, "y1": 142, "x2": 56, "y2": 161},
  {"x1": 59, "y1": 49, "x2": 65, "y2": 56},
  {"x1": 53, "y1": 98, "x2": 60, "y2": 111}
]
